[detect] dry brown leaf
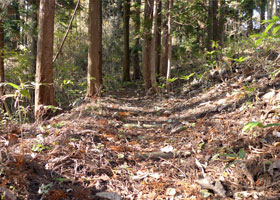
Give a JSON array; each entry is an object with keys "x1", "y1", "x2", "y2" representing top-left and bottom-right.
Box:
[
  {"x1": 45, "y1": 190, "x2": 66, "y2": 200},
  {"x1": 119, "y1": 112, "x2": 131, "y2": 117},
  {"x1": 110, "y1": 145, "x2": 131, "y2": 152},
  {"x1": 8, "y1": 134, "x2": 18, "y2": 146},
  {"x1": 97, "y1": 119, "x2": 109, "y2": 125}
]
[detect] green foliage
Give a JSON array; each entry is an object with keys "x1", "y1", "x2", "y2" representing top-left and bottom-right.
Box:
[
  {"x1": 250, "y1": 16, "x2": 280, "y2": 45},
  {"x1": 242, "y1": 121, "x2": 280, "y2": 132},
  {"x1": 180, "y1": 73, "x2": 195, "y2": 80},
  {"x1": 212, "y1": 147, "x2": 246, "y2": 169},
  {"x1": 32, "y1": 144, "x2": 50, "y2": 153},
  {"x1": 0, "y1": 79, "x2": 32, "y2": 122},
  {"x1": 228, "y1": 56, "x2": 248, "y2": 63}
]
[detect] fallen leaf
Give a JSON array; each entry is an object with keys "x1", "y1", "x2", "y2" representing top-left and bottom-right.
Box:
[
  {"x1": 166, "y1": 188, "x2": 176, "y2": 196},
  {"x1": 8, "y1": 134, "x2": 18, "y2": 146},
  {"x1": 94, "y1": 191, "x2": 122, "y2": 200},
  {"x1": 160, "y1": 145, "x2": 174, "y2": 153}
]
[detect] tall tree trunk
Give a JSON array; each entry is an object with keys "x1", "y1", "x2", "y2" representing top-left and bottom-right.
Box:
[
  {"x1": 248, "y1": 8, "x2": 253, "y2": 34},
  {"x1": 268, "y1": 0, "x2": 273, "y2": 19},
  {"x1": 207, "y1": 0, "x2": 213, "y2": 50},
  {"x1": 87, "y1": 0, "x2": 102, "y2": 98},
  {"x1": 218, "y1": 0, "x2": 225, "y2": 46},
  {"x1": 160, "y1": 0, "x2": 169, "y2": 77},
  {"x1": 212, "y1": 0, "x2": 219, "y2": 42},
  {"x1": 272, "y1": 0, "x2": 277, "y2": 16},
  {"x1": 142, "y1": 0, "x2": 154, "y2": 91},
  {"x1": 166, "y1": 0, "x2": 173, "y2": 81},
  {"x1": 30, "y1": 0, "x2": 39, "y2": 104},
  {"x1": 155, "y1": 0, "x2": 161, "y2": 75},
  {"x1": 151, "y1": 0, "x2": 159, "y2": 91},
  {"x1": 132, "y1": 0, "x2": 141, "y2": 80},
  {"x1": 260, "y1": 0, "x2": 266, "y2": 31},
  {"x1": 123, "y1": 0, "x2": 131, "y2": 82},
  {"x1": 35, "y1": 0, "x2": 56, "y2": 119},
  {"x1": 30, "y1": 0, "x2": 39, "y2": 77},
  {"x1": 0, "y1": 19, "x2": 4, "y2": 97}
]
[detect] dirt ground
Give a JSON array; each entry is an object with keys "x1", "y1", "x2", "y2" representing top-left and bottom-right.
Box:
[{"x1": 1, "y1": 70, "x2": 280, "y2": 200}]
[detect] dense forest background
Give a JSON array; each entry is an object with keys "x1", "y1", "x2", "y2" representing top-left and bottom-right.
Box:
[{"x1": 0, "y1": 0, "x2": 279, "y2": 121}]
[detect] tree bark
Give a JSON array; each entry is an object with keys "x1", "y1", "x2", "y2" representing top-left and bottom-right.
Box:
[
  {"x1": 166, "y1": 0, "x2": 173, "y2": 81},
  {"x1": 151, "y1": 0, "x2": 159, "y2": 91},
  {"x1": 160, "y1": 0, "x2": 169, "y2": 77},
  {"x1": 155, "y1": 0, "x2": 161, "y2": 75},
  {"x1": 132, "y1": 0, "x2": 141, "y2": 80},
  {"x1": 30, "y1": 0, "x2": 39, "y2": 77},
  {"x1": 30, "y1": 0, "x2": 39, "y2": 105},
  {"x1": 207, "y1": 0, "x2": 213, "y2": 50},
  {"x1": 0, "y1": 19, "x2": 4, "y2": 97},
  {"x1": 142, "y1": 0, "x2": 154, "y2": 91},
  {"x1": 272, "y1": 0, "x2": 277, "y2": 16},
  {"x1": 212, "y1": 0, "x2": 219, "y2": 42},
  {"x1": 35, "y1": 0, "x2": 56, "y2": 119},
  {"x1": 267, "y1": 0, "x2": 273, "y2": 19},
  {"x1": 247, "y1": 3, "x2": 254, "y2": 34},
  {"x1": 260, "y1": 0, "x2": 266, "y2": 31},
  {"x1": 87, "y1": 0, "x2": 102, "y2": 98},
  {"x1": 123, "y1": 0, "x2": 131, "y2": 82},
  {"x1": 218, "y1": 0, "x2": 225, "y2": 46}
]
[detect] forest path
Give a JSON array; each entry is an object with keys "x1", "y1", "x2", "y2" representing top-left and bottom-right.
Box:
[{"x1": 2, "y1": 75, "x2": 280, "y2": 199}]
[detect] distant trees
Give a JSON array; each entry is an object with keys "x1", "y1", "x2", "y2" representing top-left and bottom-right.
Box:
[
  {"x1": 34, "y1": 0, "x2": 56, "y2": 119},
  {"x1": 142, "y1": 0, "x2": 154, "y2": 91},
  {"x1": 123, "y1": 0, "x2": 131, "y2": 82},
  {"x1": 161, "y1": 0, "x2": 173, "y2": 81},
  {"x1": 207, "y1": 0, "x2": 225, "y2": 49},
  {"x1": 87, "y1": 0, "x2": 102, "y2": 98},
  {"x1": 1, "y1": 0, "x2": 280, "y2": 121},
  {"x1": 132, "y1": 0, "x2": 141, "y2": 80}
]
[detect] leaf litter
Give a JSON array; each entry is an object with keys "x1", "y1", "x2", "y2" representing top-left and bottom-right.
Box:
[{"x1": 1, "y1": 73, "x2": 280, "y2": 199}]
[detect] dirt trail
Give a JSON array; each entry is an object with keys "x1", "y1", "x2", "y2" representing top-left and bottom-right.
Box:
[{"x1": 1, "y1": 75, "x2": 280, "y2": 199}]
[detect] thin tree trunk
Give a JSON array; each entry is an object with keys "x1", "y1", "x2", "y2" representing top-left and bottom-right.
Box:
[
  {"x1": 218, "y1": 0, "x2": 225, "y2": 46},
  {"x1": 207, "y1": 0, "x2": 213, "y2": 50},
  {"x1": 87, "y1": 0, "x2": 102, "y2": 98},
  {"x1": 0, "y1": 19, "x2": 4, "y2": 97},
  {"x1": 212, "y1": 0, "x2": 219, "y2": 42},
  {"x1": 272, "y1": 0, "x2": 277, "y2": 16},
  {"x1": 260, "y1": 0, "x2": 266, "y2": 31},
  {"x1": 248, "y1": 8, "x2": 253, "y2": 34},
  {"x1": 166, "y1": 0, "x2": 173, "y2": 81},
  {"x1": 151, "y1": 0, "x2": 159, "y2": 92},
  {"x1": 155, "y1": 0, "x2": 161, "y2": 75},
  {"x1": 160, "y1": 0, "x2": 169, "y2": 77},
  {"x1": 30, "y1": 0, "x2": 39, "y2": 104},
  {"x1": 268, "y1": 0, "x2": 273, "y2": 19},
  {"x1": 132, "y1": 0, "x2": 141, "y2": 80},
  {"x1": 30, "y1": 0, "x2": 39, "y2": 76},
  {"x1": 35, "y1": 0, "x2": 56, "y2": 119},
  {"x1": 142, "y1": 0, "x2": 154, "y2": 91},
  {"x1": 123, "y1": 0, "x2": 131, "y2": 82}
]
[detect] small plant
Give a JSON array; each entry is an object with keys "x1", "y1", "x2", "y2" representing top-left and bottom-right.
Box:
[
  {"x1": 212, "y1": 147, "x2": 246, "y2": 169},
  {"x1": 52, "y1": 121, "x2": 65, "y2": 128},
  {"x1": 242, "y1": 121, "x2": 280, "y2": 133},
  {"x1": 228, "y1": 56, "x2": 248, "y2": 64},
  {"x1": 38, "y1": 183, "x2": 52, "y2": 195},
  {"x1": 250, "y1": 16, "x2": 280, "y2": 45},
  {"x1": 180, "y1": 72, "x2": 195, "y2": 81},
  {"x1": 0, "y1": 79, "x2": 32, "y2": 122},
  {"x1": 32, "y1": 144, "x2": 51, "y2": 153}
]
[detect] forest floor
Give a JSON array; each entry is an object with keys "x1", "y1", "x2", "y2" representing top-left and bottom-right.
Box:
[{"x1": 1, "y1": 69, "x2": 280, "y2": 200}]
